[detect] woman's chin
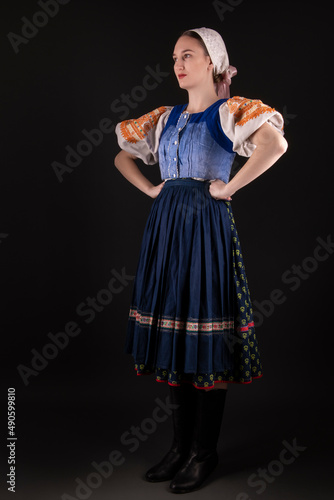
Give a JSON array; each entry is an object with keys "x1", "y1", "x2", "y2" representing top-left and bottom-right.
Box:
[{"x1": 178, "y1": 81, "x2": 189, "y2": 90}]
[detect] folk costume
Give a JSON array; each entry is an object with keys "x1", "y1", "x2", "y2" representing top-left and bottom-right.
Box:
[{"x1": 115, "y1": 27, "x2": 285, "y2": 493}]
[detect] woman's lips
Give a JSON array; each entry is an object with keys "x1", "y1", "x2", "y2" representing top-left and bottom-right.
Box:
[{"x1": 178, "y1": 74, "x2": 187, "y2": 79}]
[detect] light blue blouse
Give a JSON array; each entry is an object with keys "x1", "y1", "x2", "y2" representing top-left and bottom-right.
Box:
[{"x1": 158, "y1": 100, "x2": 235, "y2": 183}]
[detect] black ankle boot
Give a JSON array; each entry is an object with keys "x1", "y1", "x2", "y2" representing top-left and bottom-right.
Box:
[
  {"x1": 169, "y1": 388, "x2": 227, "y2": 493},
  {"x1": 145, "y1": 384, "x2": 196, "y2": 482}
]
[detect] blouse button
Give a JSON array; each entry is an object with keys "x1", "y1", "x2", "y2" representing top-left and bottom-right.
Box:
[{"x1": 174, "y1": 141, "x2": 178, "y2": 145}]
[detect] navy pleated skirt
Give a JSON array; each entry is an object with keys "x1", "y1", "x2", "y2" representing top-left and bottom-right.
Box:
[{"x1": 125, "y1": 178, "x2": 263, "y2": 389}]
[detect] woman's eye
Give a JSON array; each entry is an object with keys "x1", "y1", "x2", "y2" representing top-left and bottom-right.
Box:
[{"x1": 173, "y1": 53, "x2": 191, "y2": 62}]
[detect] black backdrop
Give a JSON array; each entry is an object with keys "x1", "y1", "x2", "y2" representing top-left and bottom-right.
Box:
[{"x1": 1, "y1": 1, "x2": 333, "y2": 499}]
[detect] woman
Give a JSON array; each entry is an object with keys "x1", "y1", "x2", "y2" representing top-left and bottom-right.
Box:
[{"x1": 114, "y1": 28, "x2": 287, "y2": 494}]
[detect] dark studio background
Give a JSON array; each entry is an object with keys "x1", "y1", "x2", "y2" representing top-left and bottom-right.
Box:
[{"x1": 1, "y1": 1, "x2": 333, "y2": 499}]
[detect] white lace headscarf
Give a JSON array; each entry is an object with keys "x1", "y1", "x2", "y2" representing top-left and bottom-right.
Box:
[{"x1": 188, "y1": 27, "x2": 237, "y2": 98}]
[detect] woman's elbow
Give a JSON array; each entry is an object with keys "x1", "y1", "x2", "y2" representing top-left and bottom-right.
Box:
[
  {"x1": 252, "y1": 123, "x2": 288, "y2": 156},
  {"x1": 114, "y1": 150, "x2": 122, "y2": 168},
  {"x1": 114, "y1": 149, "x2": 128, "y2": 168},
  {"x1": 114, "y1": 150, "x2": 136, "y2": 168},
  {"x1": 275, "y1": 133, "x2": 288, "y2": 156},
  {"x1": 264, "y1": 126, "x2": 288, "y2": 156}
]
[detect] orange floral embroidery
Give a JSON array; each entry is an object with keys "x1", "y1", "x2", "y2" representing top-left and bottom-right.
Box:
[
  {"x1": 227, "y1": 97, "x2": 275, "y2": 127},
  {"x1": 119, "y1": 106, "x2": 167, "y2": 144}
]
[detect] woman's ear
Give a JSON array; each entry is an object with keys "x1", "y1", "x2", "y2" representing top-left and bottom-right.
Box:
[{"x1": 207, "y1": 58, "x2": 214, "y2": 71}]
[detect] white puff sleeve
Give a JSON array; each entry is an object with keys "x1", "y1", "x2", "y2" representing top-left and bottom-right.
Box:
[
  {"x1": 115, "y1": 106, "x2": 172, "y2": 165},
  {"x1": 219, "y1": 96, "x2": 285, "y2": 157}
]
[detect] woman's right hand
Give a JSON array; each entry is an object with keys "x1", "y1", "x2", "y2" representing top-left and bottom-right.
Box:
[{"x1": 146, "y1": 181, "x2": 165, "y2": 198}]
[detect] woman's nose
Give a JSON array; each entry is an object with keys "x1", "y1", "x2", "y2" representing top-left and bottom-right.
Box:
[{"x1": 174, "y1": 59, "x2": 184, "y2": 71}]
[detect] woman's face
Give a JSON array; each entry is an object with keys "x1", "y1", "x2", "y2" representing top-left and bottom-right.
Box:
[{"x1": 173, "y1": 36, "x2": 213, "y2": 91}]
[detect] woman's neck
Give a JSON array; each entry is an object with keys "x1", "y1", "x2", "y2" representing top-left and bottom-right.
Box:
[{"x1": 185, "y1": 88, "x2": 219, "y2": 114}]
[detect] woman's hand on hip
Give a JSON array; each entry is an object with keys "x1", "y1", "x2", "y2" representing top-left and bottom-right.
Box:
[
  {"x1": 146, "y1": 181, "x2": 166, "y2": 198},
  {"x1": 209, "y1": 179, "x2": 233, "y2": 201}
]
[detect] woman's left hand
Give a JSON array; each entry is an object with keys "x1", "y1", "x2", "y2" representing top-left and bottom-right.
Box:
[{"x1": 209, "y1": 179, "x2": 233, "y2": 201}]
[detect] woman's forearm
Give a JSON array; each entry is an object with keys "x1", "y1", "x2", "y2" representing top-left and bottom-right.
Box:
[
  {"x1": 114, "y1": 150, "x2": 155, "y2": 195},
  {"x1": 114, "y1": 150, "x2": 165, "y2": 198},
  {"x1": 227, "y1": 127, "x2": 288, "y2": 196},
  {"x1": 209, "y1": 123, "x2": 287, "y2": 200}
]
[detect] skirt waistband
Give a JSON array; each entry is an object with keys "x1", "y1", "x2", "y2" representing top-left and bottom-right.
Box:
[{"x1": 164, "y1": 178, "x2": 210, "y2": 188}]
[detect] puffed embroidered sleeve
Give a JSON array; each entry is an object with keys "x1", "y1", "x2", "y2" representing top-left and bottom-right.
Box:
[
  {"x1": 115, "y1": 106, "x2": 172, "y2": 165},
  {"x1": 219, "y1": 97, "x2": 284, "y2": 157}
]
